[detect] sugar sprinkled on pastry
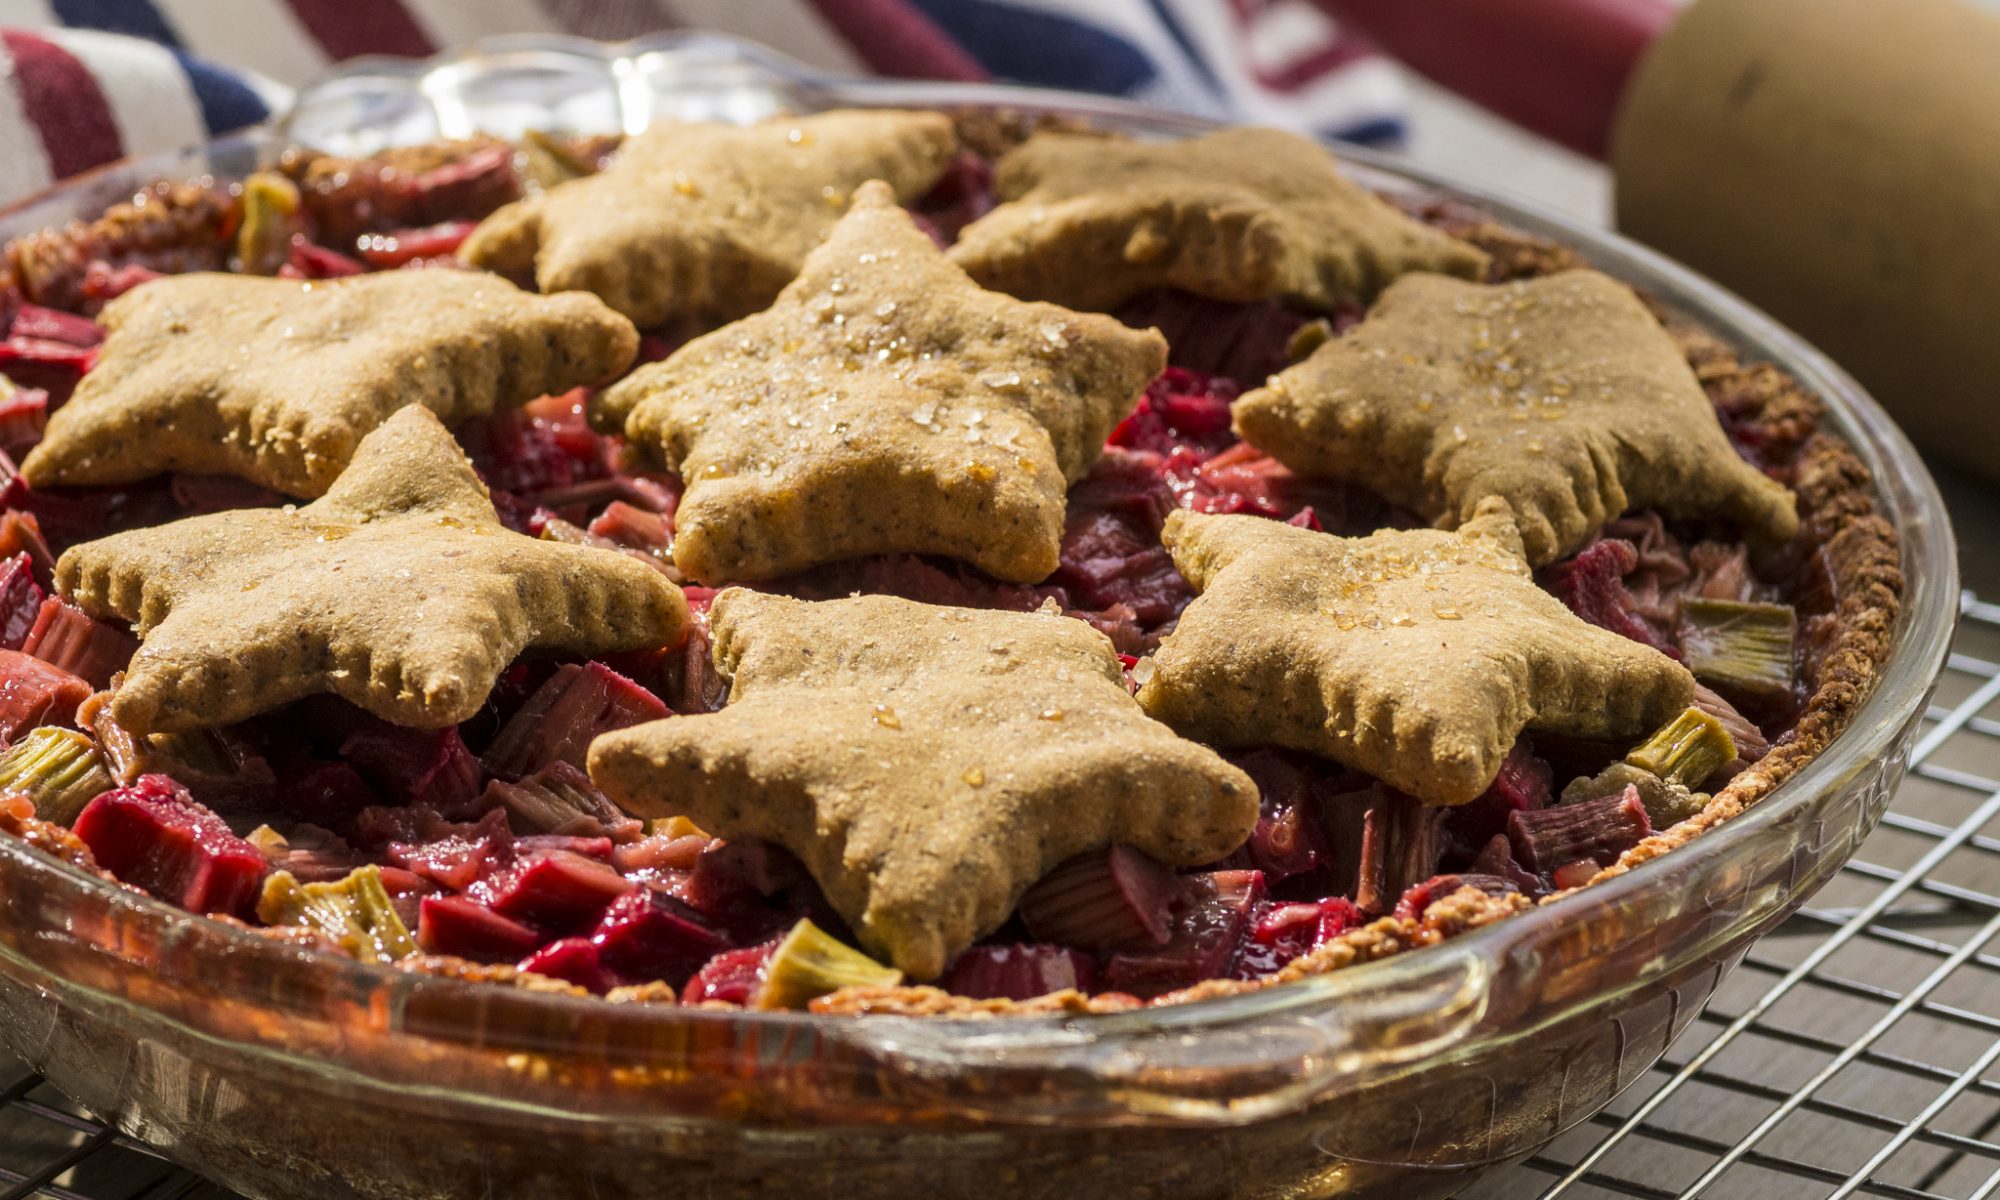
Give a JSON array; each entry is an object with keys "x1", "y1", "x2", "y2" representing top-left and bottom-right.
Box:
[
  {"x1": 56, "y1": 406, "x2": 687, "y2": 733},
  {"x1": 589, "y1": 590, "x2": 1258, "y2": 979},
  {"x1": 598, "y1": 180, "x2": 1167, "y2": 585},
  {"x1": 1136, "y1": 501, "x2": 1695, "y2": 806},
  {"x1": 460, "y1": 109, "x2": 958, "y2": 327},
  {"x1": 20, "y1": 271, "x2": 637, "y2": 498},
  {"x1": 948, "y1": 127, "x2": 1489, "y2": 313},
  {"x1": 1233, "y1": 269, "x2": 1800, "y2": 566}
]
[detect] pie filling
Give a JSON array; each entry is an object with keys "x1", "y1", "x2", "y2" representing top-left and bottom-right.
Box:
[{"x1": 0, "y1": 121, "x2": 1892, "y2": 1015}]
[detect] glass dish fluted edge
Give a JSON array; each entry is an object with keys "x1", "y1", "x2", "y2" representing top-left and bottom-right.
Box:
[{"x1": 0, "y1": 32, "x2": 1958, "y2": 1135}]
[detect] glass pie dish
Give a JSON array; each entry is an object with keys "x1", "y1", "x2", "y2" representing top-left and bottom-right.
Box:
[{"x1": 0, "y1": 33, "x2": 1957, "y2": 1200}]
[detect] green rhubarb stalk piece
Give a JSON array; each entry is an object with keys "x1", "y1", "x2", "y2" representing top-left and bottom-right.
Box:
[
  {"x1": 257, "y1": 865, "x2": 417, "y2": 965},
  {"x1": 1680, "y1": 598, "x2": 1797, "y2": 705},
  {"x1": 753, "y1": 918, "x2": 902, "y2": 1011},
  {"x1": 235, "y1": 171, "x2": 302, "y2": 276},
  {"x1": 0, "y1": 727, "x2": 113, "y2": 825},
  {"x1": 1626, "y1": 707, "x2": 1737, "y2": 791},
  {"x1": 1561, "y1": 761, "x2": 1706, "y2": 829}
]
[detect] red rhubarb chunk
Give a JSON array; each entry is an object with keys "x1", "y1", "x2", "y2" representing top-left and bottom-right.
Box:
[
  {"x1": 1103, "y1": 869, "x2": 1264, "y2": 997},
  {"x1": 1354, "y1": 789, "x2": 1447, "y2": 916},
  {"x1": 276, "y1": 759, "x2": 380, "y2": 826},
  {"x1": 417, "y1": 895, "x2": 542, "y2": 962},
  {"x1": 1019, "y1": 843, "x2": 1182, "y2": 952},
  {"x1": 1234, "y1": 896, "x2": 1360, "y2": 978},
  {"x1": 19, "y1": 596, "x2": 136, "y2": 688},
  {"x1": 9, "y1": 304, "x2": 103, "y2": 347},
  {"x1": 1508, "y1": 785, "x2": 1653, "y2": 876},
  {"x1": 1469, "y1": 833, "x2": 1545, "y2": 895},
  {"x1": 482, "y1": 661, "x2": 669, "y2": 780},
  {"x1": 942, "y1": 943, "x2": 1099, "y2": 1001},
  {"x1": 1394, "y1": 872, "x2": 1525, "y2": 920},
  {"x1": 284, "y1": 241, "x2": 365, "y2": 279},
  {"x1": 389, "y1": 808, "x2": 514, "y2": 893},
  {"x1": 0, "y1": 554, "x2": 44, "y2": 650},
  {"x1": 340, "y1": 723, "x2": 483, "y2": 816},
  {"x1": 1442, "y1": 739, "x2": 1552, "y2": 862},
  {"x1": 0, "y1": 386, "x2": 47, "y2": 450},
  {"x1": 72, "y1": 774, "x2": 266, "y2": 917},
  {"x1": 591, "y1": 886, "x2": 730, "y2": 987},
  {"x1": 1231, "y1": 750, "x2": 1335, "y2": 883},
  {"x1": 0, "y1": 512, "x2": 53, "y2": 579},
  {"x1": 487, "y1": 849, "x2": 631, "y2": 931},
  {"x1": 0, "y1": 647, "x2": 88, "y2": 741},
  {"x1": 1108, "y1": 367, "x2": 1241, "y2": 460},
  {"x1": 1543, "y1": 539, "x2": 1680, "y2": 657},
  {"x1": 517, "y1": 936, "x2": 621, "y2": 994},
  {"x1": 682, "y1": 940, "x2": 780, "y2": 1005},
  {"x1": 355, "y1": 220, "x2": 477, "y2": 268}
]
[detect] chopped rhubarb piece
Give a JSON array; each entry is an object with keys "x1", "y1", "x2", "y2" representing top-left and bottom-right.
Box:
[
  {"x1": 685, "y1": 838, "x2": 806, "y2": 908},
  {"x1": 20, "y1": 597, "x2": 136, "y2": 689},
  {"x1": 79, "y1": 260, "x2": 162, "y2": 302},
  {"x1": 355, "y1": 220, "x2": 477, "y2": 268},
  {"x1": 1108, "y1": 367, "x2": 1241, "y2": 460},
  {"x1": 518, "y1": 936, "x2": 621, "y2": 994},
  {"x1": 1235, "y1": 895, "x2": 1361, "y2": 979},
  {"x1": 9, "y1": 304, "x2": 103, "y2": 348},
  {"x1": 0, "y1": 384, "x2": 47, "y2": 449},
  {"x1": 0, "y1": 475, "x2": 177, "y2": 554},
  {"x1": 482, "y1": 662, "x2": 669, "y2": 780},
  {"x1": 285, "y1": 241, "x2": 365, "y2": 279},
  {"x1": 487, "y1": 849, "x2": 631, "y2": 931},
  {"x1": 482, "y1": 760, "x2": 640, "y2": 843},
  {"x1": 515, "y1": 833, "x2": 614, "y2": 859},
  {"x1": 1551, "y1": 861, "x2": 1601, "y2": 890},
  {"x1": 1562, "y1": 760, "x2": 1703, "y2": 828},
  {"x1": 1395, "y1": 872, "x2": 1524, "y2": 919},
  {"x1": 0, "y1": 553, "x2": 44, "y2": 649},
  {"x1": 1508, "y1": 785, "x2": 1653, "y2": 876},
  {"x1": 1694, "y1": 682, "x2": 1771, "y2": 765},
  {"x1": 1543, "y1": 538, "x2": 1680, "y2": 657},
  {"x1": 0, "y1": 647, "x2": 89, "y2": 741},
  {"x1": 1018, "y1": 843, "x2": 1181, "y2": 951},
  {"x1": 1468, "y1": 834, "x2": 1544, "y2": 895},
  {"x1": 943, "y1": 943, "x2": 1098, "y2": 1000},
  {"x1": 0, "y1": 336, "x2": 94, "y2": 399},
  {"x1": 613, "y1": 830, "x2": 711, "y2": 877},
  {"x1": 257, "y1": 865, "x2": 417, "y2": 963},
  {"x1": 72, "y1": 774, "x2": 266, "y2": 917},
  {"x1": 417, "y1": 895, "x2": 543, "y2": 963},
  {"x1": 1680, "y1": 598, "x2": 1798, "y2": 707},
  {"x1": 1230, "y1": 751, "x2": 1335, "y2": 883},
  {"x1": 0, "y1": 512, "x2": 52, "y2": 582},
  {"x1": 683, "y1": 940, "x2": 780, "y2": 1005},
  {"x1": 1103, "y1": 870, "x2": 1264, "y2": 998},
  {"x1": 1354, "y1": 792, "x2": 1446, "y2": 916},
  {"x1": 275, "y1": 759, "x2": 380, "y2": 826},
  {"x1": 1626, "y1": 707, "x2": 1737, "y2": 790},
  {"x1": 586, "y1": 500, "x2": 670, "y2": 558},
  {"x1": 0, "y1": 726, "x2": 110, "y2": 824},
  {"x1": 388, "y1": 808, "x2": 514, "y2": 892},
  {"x1": 910, "y1": 150, "x2": 994, "y2": 242},
  {"x1": 340, "y1": 724, "x2": 483, "y2": 816},
  {"x1": 753, "y1": 918, "x2": 902, "y2": 1010},
  {"x1": 591, "y1": 885, "x2": 730, "y2": 987},
  {"x1": 1442, "y1": 740, "x2": 1552, "y2": 862},
  {"x1": 232, "y1": 172, "x2": 303, "y2": 276}
]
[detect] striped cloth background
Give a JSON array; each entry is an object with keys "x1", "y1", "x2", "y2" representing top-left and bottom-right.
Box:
[{"x1": 0, "y1": 0, "x2": 1404, "y2": 207}]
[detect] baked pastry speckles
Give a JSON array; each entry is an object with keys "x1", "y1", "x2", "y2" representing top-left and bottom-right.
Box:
[
  {"x1": 949, "y1": 126, "x2": 1490, "y2": 313},
  {"x1": 460, "y1": 109, "x2": 958, "y2": 328},
  {"x1": 589, "y1": 589, "x2": 1257, "y2": 979},
  {"x1": 598, "y1": 180, "x2": 1167, "y2": 585},
  {"x1": 1137, "y1": 501, "x2": 1696, "y2": 806},
  {"x1": 1233, "y1": 269, "x2": 1801, "y2": 566},
  {"x1": 20, "y1": 271, "x2": 638, "y2": 498},
  {"x1": 56, "y1": 406, "x2": 687, "y2": 734}
]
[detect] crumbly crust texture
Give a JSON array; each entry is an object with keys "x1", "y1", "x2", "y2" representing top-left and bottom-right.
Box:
[
  {"x1": 588, "y1": 589, "x2": 1258, "y2": 980},
  {"x1": 1234, "y1": 269, "x2": 1800, "y2": 565},
  {"x1": 459, "y1": 109, "x2": 958, "y2": 328},
  {"x1": 55, "y1": 406, "x2": 688, "y2": 734},
  {"x1": 598, "y1": 181, "x2": 1166, "y2": 585},
  {"x1": 948, "y1": 127, "x2": 1490, "y2": 312},
  {"x1": 19, "y1": 271, "x2": 638, "y2": 498},
  {"x1": 1138, "y1": 502, "x2": 1695, "y2": 805}
]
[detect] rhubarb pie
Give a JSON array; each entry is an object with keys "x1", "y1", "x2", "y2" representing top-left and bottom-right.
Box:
[{"x1": 0, "y1": 112, "x2": 1900, "y2": 1016}]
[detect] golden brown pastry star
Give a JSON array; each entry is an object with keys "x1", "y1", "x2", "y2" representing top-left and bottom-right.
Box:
[
  {"x1": 57, "y1": 406, "x2": 687, "y2": 734},
  {"x1": 460, "y1": 109, "x2": 958, "y2": 328},
  {"x1": 1233, "y1": 269, "x2": 1800, "y2": 566},
  {"x1": 597, "y1": 180, "x2": 1167, "y2": 585},
  {"x1": 589, "y1": 590, "x2": 1257, "y2": 979},
  {"x1": 948, "y1": 126, "x2": 1490, "y2": 312},
  {"x1": 20, "y1": 270, "x2": 637, "y2": 498},
  {"x1": 1136, "y1": 501, "x2": 1695, "y2": 806}
]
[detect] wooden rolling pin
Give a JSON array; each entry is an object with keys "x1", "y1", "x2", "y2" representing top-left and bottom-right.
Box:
[{"x1": 1317, "y1": 0, "x2": 2000, "y2": 481}]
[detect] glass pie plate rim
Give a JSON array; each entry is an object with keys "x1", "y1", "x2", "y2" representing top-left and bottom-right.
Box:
[{"x1": 0, "y1": 30, "x2": 1959, "y2": 1131}]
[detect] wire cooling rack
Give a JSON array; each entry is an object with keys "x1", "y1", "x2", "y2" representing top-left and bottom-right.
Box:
[{"x1": 2, "y1": 596, "x2": 1998, "y2": 1200}]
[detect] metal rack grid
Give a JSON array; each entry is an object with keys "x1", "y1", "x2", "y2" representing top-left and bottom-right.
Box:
[{"x1": 4, "y1": 597, "x2": 2000, "y2": 1200}]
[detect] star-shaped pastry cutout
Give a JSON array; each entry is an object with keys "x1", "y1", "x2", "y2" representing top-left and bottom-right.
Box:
[
  {"x1": 588, "y1": 589, "x2": 1257, "y2": 979},
  {"x1": 21, "y1": 271, "x2": 637, "y2": 498},
  {"x1": 1233, "y1": 269, "x2": 1800, "y2": 566},
  {"x1": 597, "y1": 180, "x2": 1168, "y2": 585},
  {"x1": 947, "y1": 126, "x2": 1490, "y2": 313},
  {"x1": 1136, "y1": 501, "x2": 1694, "y2": 806},
  {"x1": 460, "y1": 109, "x2": 959, "y2": 328},
  {"x1": 57, "y1": 406, "x2": 687, "y2": 734}
]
